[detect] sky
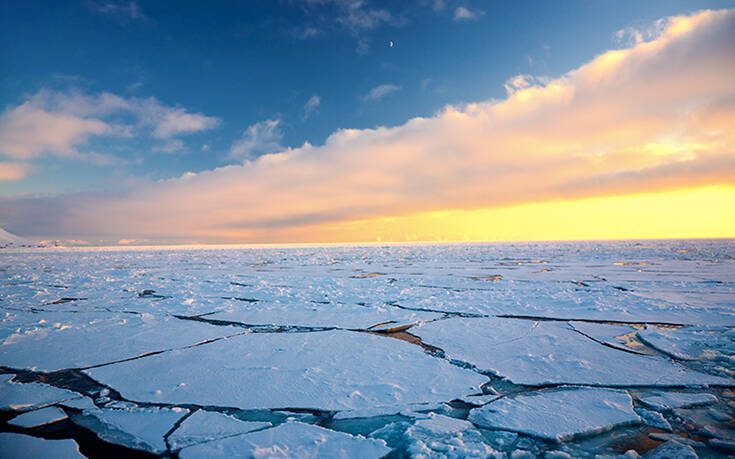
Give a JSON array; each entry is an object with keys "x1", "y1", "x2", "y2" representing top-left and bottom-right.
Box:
[{"x1": 1, "y1": 0, "x2": 734, "y2": 245}]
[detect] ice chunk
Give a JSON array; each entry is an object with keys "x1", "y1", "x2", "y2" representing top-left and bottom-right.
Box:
[
  {"x1": 179, "y1": 421, "x2": 390, "y2": 458},
  {"x1": 569, "y1": 321, "x2": 639, "y2": 351},
  {"x1": 458, "y1": 394, "x2": 501, "y2": 406},
  {"x1": 59, "y1": 396, "x2": 98, "y2": 411},
  {"x1": 468, "y1": 387, "x2": 640, "y2": 442},
  {"x1": 71, "y1": 407, "x2": 187, "y2": 454},
  {"x1": 638, "y1": 392, "x2": 718, "y2": 411},
  {"x1": 0, "y1": 433, "x2": 83, "y2": 458},
  {"x1": 8, "y1": 406, "x2": 68, "y2": 427},
  {"x1": 86, "y1": 330, "x2": 487, "y2": 411},
  {"x1": 643, "y1": 439, "x2": 698, "y2": 459},
  {"x1": 0, "y1": 312, "x2": 231, "y2": 372},
  {"x1": 0, "y1": 374, "x2": 79, "y2": 411},
  {"x1": 637, "y1": 326, "x2": 735, "y2": 362},
  {"x1": 412, "y1": 318, "x2": 732, "y2": 387},
  {"x1": 168, "y1": 410, "x2": 271, "y2": 450},
  {"x1": 405, "y1": 413, "x2": 501, "y2": 458},
  {"x1": 636, "y1": 408, "x2": 672, "y2": 431}
]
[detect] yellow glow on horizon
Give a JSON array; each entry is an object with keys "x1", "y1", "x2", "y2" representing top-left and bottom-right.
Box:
[{"x1": 301, "y1": 186, "x2": 735, "y2": 243}]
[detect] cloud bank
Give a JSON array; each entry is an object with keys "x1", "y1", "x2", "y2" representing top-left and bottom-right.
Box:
[
  {"x1": 0, "y1": 90, "x2": 220, "y2": 160},
  {"x1": 2, "y1": 9, "x2": 734, "y2": 242}
]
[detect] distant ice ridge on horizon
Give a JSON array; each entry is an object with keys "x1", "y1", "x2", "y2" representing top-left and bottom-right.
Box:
[{"x1": 0, "y1": 228, "x2": 35, "y2": 248}]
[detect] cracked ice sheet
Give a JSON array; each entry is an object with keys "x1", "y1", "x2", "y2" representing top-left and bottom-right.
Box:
[
  {"x1": 0, "y1": 374, "x2": 79, "y2": 411},
  {"x1": 205, "y1": 301, "x2": 439, "y2": 329},
  {"x1": 0, "y1": 311, "x2": 233, "y2": 371},
  {"x1": 168, "y1": 411, "x2": 271, "y2": 450},
  {"x1": 405, "y1": 413, "x2": 501, "y2": 458},
  {"x1": 412, "y1": 317, "x2": 732, "y2": 387},
  {"x1": 468, "y1": 387, "x2": 641, "y2": 442},
  {"x1": 0, "y1": 433, "x2": 84, "y2": 459},
  {"x1": 637, "y1": 325, "x2": 735, "y2": 362},
  {"x1": 85, "y1": 330, "x2": 487, "y2": 411},
  {"x1": 637, "y1": 392, "x2": 718, "y2": 411},
  {"x1": 179, "y1": 421, "x2": 390, "y2": 458},
  {"x1": 70, "y1": 406, "x2": 187, "y2": 454}
]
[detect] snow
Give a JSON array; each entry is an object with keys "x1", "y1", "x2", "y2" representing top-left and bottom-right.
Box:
[
  {"x1": 412, "y1": 317, "x2": 732, "y2": 387},
  {"x1": 70, "y1": 407, "x2": 187, "y2": 454},
  {"x1": 168, "y1": 410, "x2": 271, "y2": 450},
  {"x1": 0, "y1": 374, "x2": 79, "y2": 411},
  {"x1": 0, "y1": 433, "x2": 83, "y2": 458},
  {"x1": 206, "y1": 302, "x2": 439, "y2": 330},
  {"x1": 85, "y1": 330, "x2": 487, "y2": 411},
  {"x1": 8, "y1": 406, "x2": 68, "y2": 428},
  {"x1": 637, "y1": 326, "x2": 735, "y2": 362},
  {"x1": 179, "y1": 421, "x2": 391, "y2": 458},
  {"x1": 1, "y1": 240, "x2": 734, "y2": 456},
  {"x1": 637, "y1": 392, "x2": 718, "y2": 411},
  {"x1": 468, "y1": 387, "x2": 641, "y2": 442},
  {"x1": 0, "y1": 228, "x2": 33, "y2": 247},
  {"x1": 0, "y1": 311, "x2": 233, "y2": 372}
]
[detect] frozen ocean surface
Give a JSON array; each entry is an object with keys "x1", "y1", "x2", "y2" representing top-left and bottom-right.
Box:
[{"x1": 0, "y1": 239, "x2": 734, "y2": 457}]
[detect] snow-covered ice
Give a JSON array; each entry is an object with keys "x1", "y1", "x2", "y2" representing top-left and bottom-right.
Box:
[
  {"x1": 412, "y1": 317, "x2": 731, "y2": 387},
  {"x1": 0, "y1": 374, "x2": 79, "y2": 411},
  {"x1": 468, "y1": 387, "x2": 641, "y2": 442},
  {"x1": 1, "y1": 240, "x2": 734, "y2": 457},
  {"x1": 70, "y1": 407, "x2": 187, "y2": 454},
  {"x1": 85, "y1": 330, "x2": 486, "y2": 411},
  {"x1": 179, "y1": 421, "x2": 391, "y2": 458},
  {"x1": 0, "y1": 433, "x2": 83, "y2": 458},
  {"x1": 637, "y1": 392, "x2": 718, "y2": 411},
  {"x1": 168, "y1": 410, "x2": 271, "y2": 450},
  {"x1": 8, "y1": 406, "x2": 68, "y2": 428}
]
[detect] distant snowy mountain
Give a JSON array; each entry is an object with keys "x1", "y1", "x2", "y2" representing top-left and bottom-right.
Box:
[{"x1": 0, "y1": 228, "x2": 35, "y2": 248}]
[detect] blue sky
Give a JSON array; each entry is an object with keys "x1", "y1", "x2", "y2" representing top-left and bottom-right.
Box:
[
  {"x1": 1, "y1": 1, "x2": 734, "y2": 243},
  {"x1": 2, "y1": 0, "x2": 733, "y2": 196}
]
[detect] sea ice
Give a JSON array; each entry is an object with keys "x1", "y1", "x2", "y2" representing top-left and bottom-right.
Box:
[
  {"x1": 637, "y1": 326, "x2": 735, "y2": 362},
  {"x1": 468, "y1": 387, "x2": 641, "y2": 442},
  {"x1": 70, "y1": 406, "x2": 187, "y2": 454},
  {"x1": 0, "y1": 433, "x2": 83, "y2": 458},
  {"x1": 405, "y1": 413, "x2": 501, "y2": 458},
  {"x1": 0, "y1": 374, "x2": 79, "y2": 411},
  {"x1": 637, "y1": 392, "x2": 718, "y2": 411},
  {"x1": 85, "y1": 330, "x2": 487, "y2": 411},
  {"x1": 179, "y1": 421, "x2": 391, "y2": 458},
  {"x1": 8, "y1": 406, "x2": 68, "y2": 428},
  {"x1": 206, "y1": 301, "x2": 439, "y2": 330},
  {"x1": 0, "y1": 311, "x2": 232, "y2": 372},
  {"x1": 643, "y1": 439, "x2": 698, "y2": 459},
  {"x1": 412, "y1": 317, "x2": 732, "y2": 387},
  {"x1": 168, "y1": 410, "x2": 271, "y2": 450}
]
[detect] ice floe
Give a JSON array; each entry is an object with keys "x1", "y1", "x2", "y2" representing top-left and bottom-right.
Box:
[
  {"x1": 0, "y1": 374, "x2": 79, "y2": 411},
  {"x1": 179, "y1": 421, "x2": 391, "y2": 458},
  {"x1": 637, "y1": 326, "x2": 735, "y2": 362},
  {"x1": 70, "y1": 406, "x2": 187, "y2": 454},
  {"x1": 168, "y1": 410, "x2": 271, "y2": 450},
  {"x1": 0, "y1": 433, "x2": 83, "y2": 458},
  {"x1": 412, "y1": 317, "x2": 732, "y2": 387},
  {"x1": 86, "y1": 330, "x2": 487, "y2": 410},
  {"x1": 468, "y1": 387, "x2": 641, "y2": 442},
  {"x1": 8, "y1": 406, "x2": 68, "y2": 428},
  {"x1": 637, "y1": 392, "x2": 718, "y2": 411}
]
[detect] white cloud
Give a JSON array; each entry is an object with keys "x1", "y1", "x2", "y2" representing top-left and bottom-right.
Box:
[
  {"x1": 363, "y1": 84, "x2": 401, "y2": 101},
  {"x1": 454, "y1": 6, "x2": 481, "y2": 21},
  {"x1": 303, "y1": 95, "x2": 321, "y2": 119},
  {"x1": 85, "y1": 1, "x2": 147, "y2": 22},
  {"x1": 0, "y1": 89, "x2": 220, "y2": 161},
  {"x1": 2, "y1": 9, "x2": 735, "y2": 242},
  {"x1": 0, "y1": 162, "x2": 32, "y2": 181},
  {"x1": 228, "y1": 119, "x2": 284, "y2": 161}
]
